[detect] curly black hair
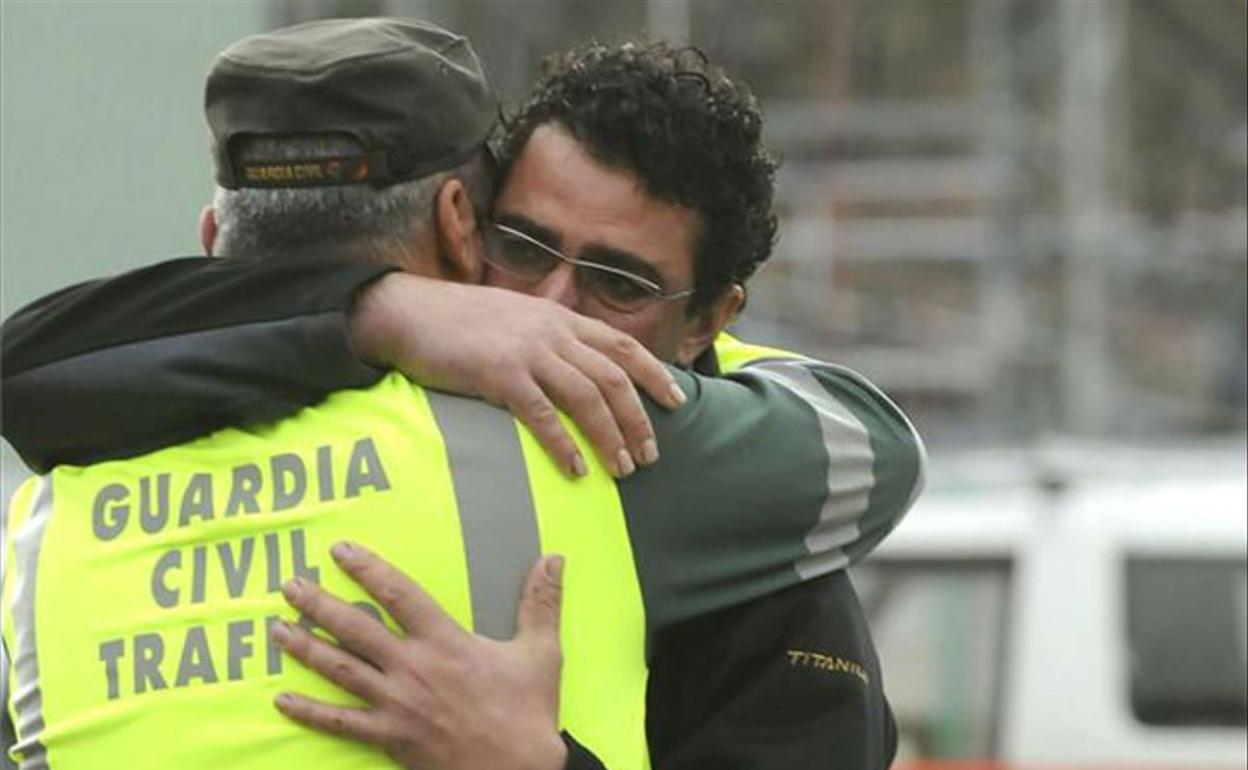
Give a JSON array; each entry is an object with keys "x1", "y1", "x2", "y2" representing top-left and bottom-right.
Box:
[{"x1": 498, "y1": 42, "x2": 779, "y2": 314}]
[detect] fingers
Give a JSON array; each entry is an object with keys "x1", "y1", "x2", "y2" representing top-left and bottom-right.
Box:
[
  {"x1": 559, "y1": 344, "x2": 659, "y2": 470},
  {"x1": 329, "y1": 543, "x2": 464, "y2": 644},
  {"x1": 514, "y1": 555, "x2": 564, "y2": 645},
  {"x1": 282, "y1": 577, "x2": 399, "y2": 667},
  {"x1": 514, "y1": 556, "x2": 564, "y2": 713},
  {"x1": 272, "y1": 621, "x2": 389, "y2": 702},
  {"x1": 274, "y1": 692, "x2": 385, "y2": 745},
  {"x1": 579, "y1": 320, "x2": 686, "y2": 411},
  {"x1": 537, "y1": 356, "x2": 635, "y2": 478},
  {"x1": 499, "y1": 376, "x2": 588, "y2": 478}
]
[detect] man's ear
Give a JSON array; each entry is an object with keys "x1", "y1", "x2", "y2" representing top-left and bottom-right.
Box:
[
  {"x1": 675, "y1": 283, "x2": 746, "y2": 367},
  {"x1": 199, "y1": 206, "x2": 217, "y2": 256},
  {"x1": 434, "y1": 178, "x2": 485, "y2": 284}
]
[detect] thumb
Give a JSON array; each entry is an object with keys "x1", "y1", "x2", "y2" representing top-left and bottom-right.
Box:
[{"x1": 514, "y1": 555, "x2": 564, "y2": 648}]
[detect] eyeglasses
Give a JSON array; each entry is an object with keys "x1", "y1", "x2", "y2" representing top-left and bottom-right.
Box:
[{"x1": 487, "y1": 222, "x2": 695, "y2": 314}]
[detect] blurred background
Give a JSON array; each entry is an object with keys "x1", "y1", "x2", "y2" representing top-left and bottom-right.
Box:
[{"x1": 2, "y1": 0, "x2": 1245, "y2": 766}]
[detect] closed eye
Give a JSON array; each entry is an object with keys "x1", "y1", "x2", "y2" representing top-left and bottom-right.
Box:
[{"x1": 580, "y1": 268, "x2": 656, "y2": 304}]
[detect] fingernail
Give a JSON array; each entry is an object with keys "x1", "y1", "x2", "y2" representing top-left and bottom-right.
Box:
[
  {"x1": 640, "y1": 439, "x2": 659, "y2": 465},
  {"x1": 331, "y1": 541, "x2": 355, "y2": 561},
  {"x1": 615, "y1": 448, "x2": 635, "y2": 477},
  {"x1": 669, "y1": 382, "x2": 687, "y2": 407},
  {"x1": 275, "y1": 692, "x2": 294, "y2": 708},
  {"x1": 544, "y1": 554, "x2": 565, "y2": 582},
  {"x1": 271, "y1": 621, "x2": 293, "y2": 644},
  {"x1": 282, "y1": 579, "x2": 303, "y2": 602},
  {"x1": 570, "y1": 453, "x2": 588, "y2": 478}
]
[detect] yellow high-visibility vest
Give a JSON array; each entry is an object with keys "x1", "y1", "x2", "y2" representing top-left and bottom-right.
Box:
[
  {"x1": 4, "y1": 374, "x2": 649, "y2": 769},
  {"x1": 714, "y1": 332, "x2": 806, "y2": 373},
  {"x1": 4, "y1": 335, "x2": 927, "y2": 769}
]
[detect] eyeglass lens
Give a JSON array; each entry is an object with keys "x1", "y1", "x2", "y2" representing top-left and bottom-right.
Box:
[{"x1": 492, "y1": 226, "x2": 658, "y2": 312}]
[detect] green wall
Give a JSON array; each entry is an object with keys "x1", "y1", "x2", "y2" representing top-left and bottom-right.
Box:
[{"x1": 1, "y1": 0, "x2": 270, "y2": 500}]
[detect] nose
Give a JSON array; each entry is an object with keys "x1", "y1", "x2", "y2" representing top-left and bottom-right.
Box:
[{"x1": 532, "y1": 263, "x2": 582, "y2": 310}]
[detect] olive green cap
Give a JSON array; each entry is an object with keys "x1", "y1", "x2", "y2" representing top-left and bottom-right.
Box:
[{"x1": 206, "y1": 17, "x2": 497, "y2": 189}]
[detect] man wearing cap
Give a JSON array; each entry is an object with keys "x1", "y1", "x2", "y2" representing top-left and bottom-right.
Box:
[{"x1": 0, "y1": 13, "x2": 918, "y2": 768}]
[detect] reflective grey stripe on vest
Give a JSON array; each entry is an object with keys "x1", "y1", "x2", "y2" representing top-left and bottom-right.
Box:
[
  {"x1": 427, "y1": 393, "x2": 542, "y2": 640},
  {"x1": 1, "y1": 640, "x2": 17, "y2": 770},
  {"x1": 750, "y1": 362, "x2": 874, "y2": 580},
  {"x1": 9, "y1": 478, "x2": 51, "y2": 770}
]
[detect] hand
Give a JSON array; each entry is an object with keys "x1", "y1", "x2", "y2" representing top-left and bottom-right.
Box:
[
  {"x1": 272, "y1": 543, "x2": 567, "y2": 770},
  {"x1": 350, "y1": 272, "x2": 686, "y2": 478}
]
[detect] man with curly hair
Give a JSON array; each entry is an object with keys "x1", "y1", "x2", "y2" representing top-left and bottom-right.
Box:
[
  {"x1": 488, "y1": 43, "x2": 778, "y2": 369},
  {"x1": 464, "y1": 43, "x2": 903, "y2": 768},
  {"x1": 448, "y1": 42, "x2": 900, "y2": 768},
  {"x1": 3, "y1": 26, "x2": 908, "y2": 770}
]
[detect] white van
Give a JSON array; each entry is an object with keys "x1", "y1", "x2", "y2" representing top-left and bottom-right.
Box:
[{"x1": 854, "y1": 442, "x2": 1247, "y2": 769}]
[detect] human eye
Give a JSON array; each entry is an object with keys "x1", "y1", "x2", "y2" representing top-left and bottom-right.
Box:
[
  {"x1": 498, "y1": 232, "x2": 556, "y2": 274},
  {"x1": 583, "y1": 267, "x2": 655, "y2": 308}
]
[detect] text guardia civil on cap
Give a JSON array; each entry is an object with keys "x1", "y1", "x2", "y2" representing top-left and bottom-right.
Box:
[{"x1": 206, "y1": 17, "x2": 498, "y2": 189}]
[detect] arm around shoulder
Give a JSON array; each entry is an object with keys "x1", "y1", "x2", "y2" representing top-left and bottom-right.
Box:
[
  {"x1": 741, "y1": 356, "x2": 927, "y2": 566},
  {"x1": 621, "y1": 342, "x2": 925, "y2": 627},
  {"x1": 0, "y1": 257, "x2": 391, "y2": 471}
]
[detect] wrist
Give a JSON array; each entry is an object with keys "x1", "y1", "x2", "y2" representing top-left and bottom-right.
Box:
[
  {"x1": 506, "y1": 727, "x2": 567, "y2": 770},
  {"x1": 348, "y1": 272, "x2": 430, "y2": 369},
  {"x1": 347, "y1": 273, "x2": 397, "y2": 368}
]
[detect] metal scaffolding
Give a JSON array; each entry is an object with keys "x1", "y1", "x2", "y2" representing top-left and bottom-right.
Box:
[{"x1": 277, "y1": 0, "x2": 1248, "y2": 443}]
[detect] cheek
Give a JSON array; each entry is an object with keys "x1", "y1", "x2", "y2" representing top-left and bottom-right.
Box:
[{"x1": 616, "y1": 306, "x2": 686, "y2": 363}]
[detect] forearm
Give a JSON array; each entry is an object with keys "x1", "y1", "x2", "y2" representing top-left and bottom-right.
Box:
[
  {"x1": 739, "y1": 355, "x2": 926, "y2": 567},
  {"x1": 2, "y1": 262, "x2": 676, "y2": 479},
  {"x1": 625, "y1": 355, "x2": 925, "y2": 627},
  {"x1": 1, "y1": 257, "x2": 391, "y2": 471},
  {"x1": 715, "y1": 333, "x2": 926, "y2": 566}
]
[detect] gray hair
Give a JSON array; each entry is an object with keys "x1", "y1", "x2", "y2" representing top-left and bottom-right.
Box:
[{"x1": 212, "y1": 135, "x2": 493, "y2": 263}]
